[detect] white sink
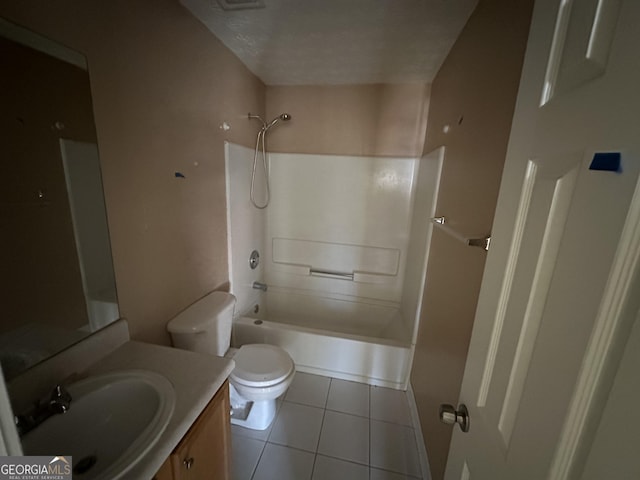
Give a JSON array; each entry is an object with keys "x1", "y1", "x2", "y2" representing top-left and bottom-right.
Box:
[{"x1": 22, "y1": 370, "x2": 176, "y2": 480}]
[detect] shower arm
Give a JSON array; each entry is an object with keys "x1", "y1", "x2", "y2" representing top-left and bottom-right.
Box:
[
  {"x1": 248, "y1": 112, "x2": 292, "y2": 132},
  {"x1": 248, "y1": 113, "x2": 267, "y2": 130}
]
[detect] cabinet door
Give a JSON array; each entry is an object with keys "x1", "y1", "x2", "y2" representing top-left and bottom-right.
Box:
[
  {"x1": 171, "y1": 381, "x2": 231, "y2": 480},
  {"x1": 152, "y1": 458, "x2": 173, "y2": 480}
]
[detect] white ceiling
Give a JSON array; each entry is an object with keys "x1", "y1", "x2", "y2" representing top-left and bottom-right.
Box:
[{"x1": 180, "y1": 0, "x2": 479, "y2": 85}]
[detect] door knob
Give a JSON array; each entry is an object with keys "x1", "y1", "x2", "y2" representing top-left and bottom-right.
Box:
[{"x1": 439, "y1": 403, "x2": 470, "y2": 432}]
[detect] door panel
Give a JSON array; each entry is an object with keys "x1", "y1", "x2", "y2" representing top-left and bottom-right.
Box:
[
  {"x1": 542, "y1": 0, "x2": 622, "y2": 104},
  {"x1": 445, "y1": 0, "x2": 640, "y2": 478},
  {"x1": 479, "y1": 154, "x2": 580, "y2": 447},
  {"x1": 492, "y1": 155, "x2": 580, "y2": 447}
]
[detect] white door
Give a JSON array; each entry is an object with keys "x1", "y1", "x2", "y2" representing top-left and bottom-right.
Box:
[{"x1": 445, "y1": 0, "x2": 640, "y2": 479}]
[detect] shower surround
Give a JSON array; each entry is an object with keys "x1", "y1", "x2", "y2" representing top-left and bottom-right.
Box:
[{"x1": 225, "y1": 142, "x2": 442, "y2": 388}]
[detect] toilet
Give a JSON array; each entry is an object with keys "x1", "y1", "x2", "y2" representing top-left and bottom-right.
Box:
[{"x1": 166, "y1": 291, "x2": 295, "y2": 430}]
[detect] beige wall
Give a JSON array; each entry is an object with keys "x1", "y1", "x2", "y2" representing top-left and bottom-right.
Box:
[
  {"x1": 1, "y1": 0, "x2": 266, "y2": 345},
  {"x1": 410, "y1": 0, "x2": 534, "y2": 479},
  {"x1": 266, "y1": 84, "x2": 430, "y2": 157}
]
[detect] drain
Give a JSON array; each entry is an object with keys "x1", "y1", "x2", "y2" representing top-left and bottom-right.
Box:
[
  {"x1": 254, "y1": 319, "x2": 263, "y2": 325},
  {"x1": 74, "y1": 455, "x2": 97, "y2": 475}
]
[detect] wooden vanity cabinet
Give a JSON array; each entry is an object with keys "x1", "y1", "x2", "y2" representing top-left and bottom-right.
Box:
[{"x1": 154, "y1": 380, "x2": 231, "y2": 480}]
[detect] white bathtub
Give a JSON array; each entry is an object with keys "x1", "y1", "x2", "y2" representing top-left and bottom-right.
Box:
[{"x1": 232, "y1": 289, "x2": 414, "y2": 390}]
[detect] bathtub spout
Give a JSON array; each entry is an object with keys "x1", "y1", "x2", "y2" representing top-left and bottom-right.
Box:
[{"x1": 252, "y1": 281, "x2": 268, "y2": 292}]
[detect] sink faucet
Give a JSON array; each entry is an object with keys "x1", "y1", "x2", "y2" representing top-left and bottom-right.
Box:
[
  {"x1": 49, "y1": 385, "x2": 72, "y2": 414},
  {"x1": 15, "y1": 384, "x2": 72, "y2": 436}
]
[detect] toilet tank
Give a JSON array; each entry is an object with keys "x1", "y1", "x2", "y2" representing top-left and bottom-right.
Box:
[{"x1": 166, "y1": 291, "x2": 236, "y2": 356}]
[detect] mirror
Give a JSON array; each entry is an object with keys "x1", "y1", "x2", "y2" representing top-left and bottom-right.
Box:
[{"x1": 0, "y1": 19, "x2": 119, "y2": 381}]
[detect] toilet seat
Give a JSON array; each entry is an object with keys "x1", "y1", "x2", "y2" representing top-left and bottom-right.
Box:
[{"x1": 230, "y1": 344, "x2": 294, "y2": 388}]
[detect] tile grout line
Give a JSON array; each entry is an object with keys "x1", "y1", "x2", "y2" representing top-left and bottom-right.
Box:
[
  {"x1": 373, "y1": 466, "x2": 424, "y2": 480},
  {"x1": 249, "y1": 437, "x2": 268, "y2": 480},
  {"x1": 264, "y1": 441, "x2": 321, "y2": 455},
  {"x1": 249, "y1": 397, "x2": 282, "y2": 479},
  {"x1": 314, "y1": 452, "x2": 372, "y2": 469},
  {"x1": 310, "y1": 376, "x2": 332, "y2": 479},
  {"x1": 370, "y1": 386, "x2": 417, "y2": 477},
  {"x1": 245, "y1": 375, "x2": 418, "y2": 480},
  {"x1": 368, "y1": 383, "x2": 372, "y2": 480}
]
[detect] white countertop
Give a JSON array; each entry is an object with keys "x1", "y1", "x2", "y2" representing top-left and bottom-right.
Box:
[{"x1": 83, "y1": 340, "x2": 235, "y2": 479}]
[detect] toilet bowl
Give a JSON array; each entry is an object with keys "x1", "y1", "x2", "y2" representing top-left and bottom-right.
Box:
[
  {"x1": 227, "y1": 344, "x2": 294, "y2": 430},
  {"x1": 166, "y1": 291, "x2": 295, "y2": 430}
]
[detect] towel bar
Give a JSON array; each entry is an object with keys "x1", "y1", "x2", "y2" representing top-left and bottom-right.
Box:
[
  {"x1": 309, "y1": 268, "x2": 354, "y2": 280},
  {"x1": 431, "y1": 217, "x2": 491, "y2": 251}
]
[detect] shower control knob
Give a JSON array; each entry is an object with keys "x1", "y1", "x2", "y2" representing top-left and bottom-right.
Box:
[
  {"x1": 249, "y1": 250, "x2": 260, "y2": 270},
  {"x1": 439, "y1": 403, "x2": 470, "y2": 432}
]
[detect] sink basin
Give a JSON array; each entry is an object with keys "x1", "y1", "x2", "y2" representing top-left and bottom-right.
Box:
[{"x1": 21, "y1": 369, "x2": 175, "y2": 480}]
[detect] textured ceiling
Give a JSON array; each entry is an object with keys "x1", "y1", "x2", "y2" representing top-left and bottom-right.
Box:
[{"x1": 180, "y1": 0, "x2": 478, "y2": 85}]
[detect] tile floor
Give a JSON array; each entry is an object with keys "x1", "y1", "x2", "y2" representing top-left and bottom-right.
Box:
[{"x1": 231, "y1": 373, "x2": 423, "y2": 480}]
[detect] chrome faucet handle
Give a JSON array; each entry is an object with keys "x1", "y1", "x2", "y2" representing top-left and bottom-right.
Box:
[{"x1": 49, "y1": 384, "x2": 72, "y2": 414}]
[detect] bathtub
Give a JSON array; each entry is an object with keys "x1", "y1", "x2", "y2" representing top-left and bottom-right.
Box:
[{"x1": 231, "y1": 289, "x2": 414, "y2": 390}]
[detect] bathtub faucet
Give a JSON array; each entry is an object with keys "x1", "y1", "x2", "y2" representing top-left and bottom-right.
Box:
[{"x1": 252, "y1": 281, "x2": 268, "y2": 292}]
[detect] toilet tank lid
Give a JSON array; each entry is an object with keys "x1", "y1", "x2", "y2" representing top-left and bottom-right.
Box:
[{"x1": 166, "y1": 291, "x2": 236, "y2": 334}]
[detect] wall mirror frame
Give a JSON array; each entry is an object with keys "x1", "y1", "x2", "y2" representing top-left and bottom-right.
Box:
[{"x1": 0, "y1": 18, "x2": 120, "y2": 381}]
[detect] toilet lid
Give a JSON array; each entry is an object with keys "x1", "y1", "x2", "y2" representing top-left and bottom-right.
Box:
[{"x1": 230, "y1": 344, "x2": 294, "y2": 388}]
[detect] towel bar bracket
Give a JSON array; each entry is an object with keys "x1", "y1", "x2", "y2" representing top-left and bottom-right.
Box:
[{"x1": 431, "y1": 216, "x2": 491, "y2": 252}]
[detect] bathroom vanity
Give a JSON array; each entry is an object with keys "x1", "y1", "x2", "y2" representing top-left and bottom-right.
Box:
[
  {"x1": 81, "y1": 341, "x2": 234, "y2": 480},
  {"x1": 153, "y1": 381, "x2": 230, "y2": 480},
  {"x1": 7, "y1": 321, "x2": 235, "y2": 480}
]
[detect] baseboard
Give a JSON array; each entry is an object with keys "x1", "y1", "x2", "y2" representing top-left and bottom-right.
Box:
[{"x1": 407, "y1": 382, "x2": 432, "y2": 480}]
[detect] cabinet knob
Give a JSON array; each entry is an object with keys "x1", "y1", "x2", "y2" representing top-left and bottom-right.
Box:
[{"x1": 183, "y1": 457, "x2": 195, "y2": 470}]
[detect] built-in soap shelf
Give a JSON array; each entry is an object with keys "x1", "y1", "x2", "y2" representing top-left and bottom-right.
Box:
[
  {"x1": 271, "y1": 238, "x2": 399, "y2": 284},
  {"x1": 309, "y1": 268, "x2": 354, "y2": 280},
  {"x1": 273, "y1": 265, "x2": 396, "y2": 284}
]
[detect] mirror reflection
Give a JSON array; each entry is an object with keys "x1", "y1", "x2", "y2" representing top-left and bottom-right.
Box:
[{"x1": 0, "y1": 19, "x2": 119, "y2": 381}]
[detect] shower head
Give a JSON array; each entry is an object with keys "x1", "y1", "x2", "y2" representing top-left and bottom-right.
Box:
[{"x1": 264, "y1": 113, "x2": 292, "y2": 130}]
